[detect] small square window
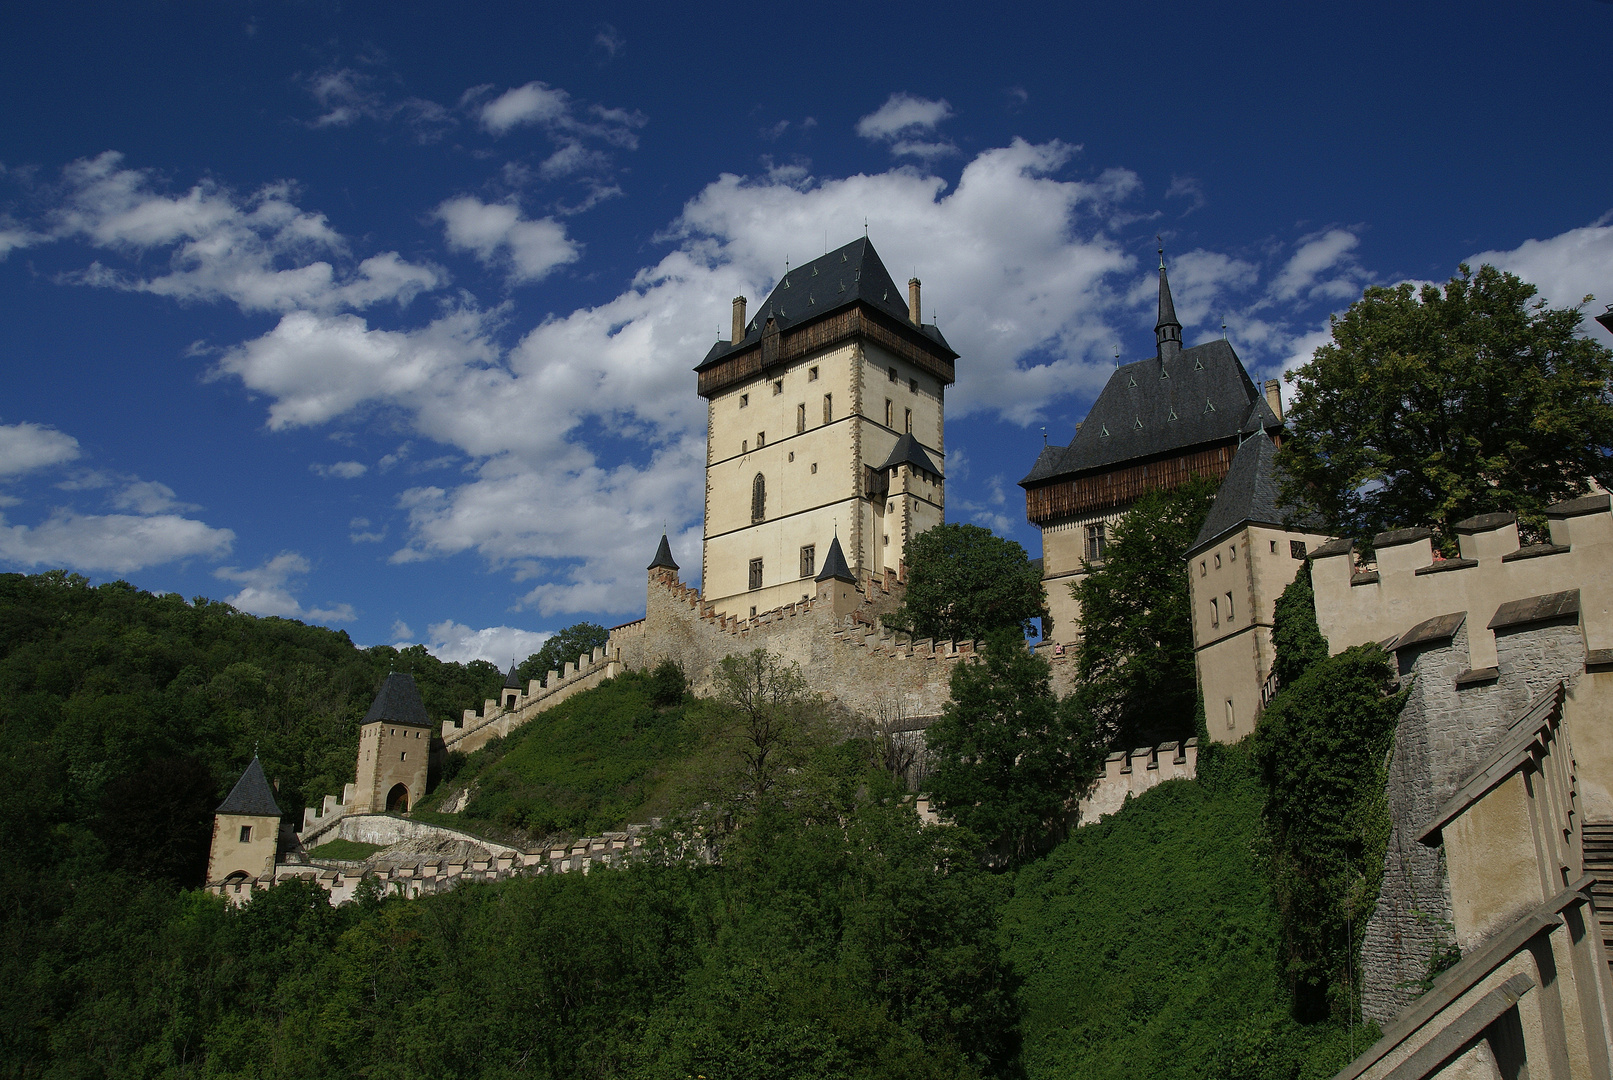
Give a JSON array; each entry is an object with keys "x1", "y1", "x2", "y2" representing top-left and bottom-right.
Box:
[
  {"x1": 1229, "y1": 545, "x2": 1236, "y2": 561},
  {"x1": 1270, "y1": 540, "x2": 1278, "y2": 553},
  {"x1": 1214, "y1": 553, "x2": 1221, "y2": 569},
  {"x1": 808, "y1": 366, "x2": 819, "y2": 381},
  {"x1": 401, "y1": 751, "x2": 407, "y2": 761},
  {"x1": 749, "y1": 606, "x2": 757, "y2": 618},
  {"x1": 740, "y1": 394, "x2": 749, "y2": 408},
  {"x1": 742, "y1": 440, "x2": 747, "y2": 453},
  {"x1": 1225, "y1": 592, "x2": 1234, "y2": 621},
  {"x1": 904, "y1": 408, "x2": 912, "y2": 433},
  {"x1": 810, "y1": 463, "x2": 818, "y2": 474},
  {"x1": 1199, "y1": 561, "x2": 1206, "y2": 576},
  {"x1": 909, "y1": 378, "x2": 917, "y2": 393},
  {"x1": 800, "y1": 544, "x2": 815, "y2": 577},
  {"x1": 883, "y1": 534, "x2": 890, "y2": 545},
  {"x1": 239, "y1": 825, "x2": 252, "y2": 843},
  {"x1": 1291, "y1": 540, "x2": 1307, "y2": 560},
  {"x1": 757, "y1": 431, "x2": 765, "y2": 448},
  {"x1": 823, "y1": 394, "x2": 833, "y2": 423},
  {"x1": 888, "y1": 502, "x2": 894, "y2": 512},
  {"x1": 788, "y1": 451, "x2": 795, "y2": 462},
  {"x1": 773, "y1": 380, "x2": 783, "y2": 395},
  {"x1": 888, "y1": 367, "x2": 897, "y2": 382}
]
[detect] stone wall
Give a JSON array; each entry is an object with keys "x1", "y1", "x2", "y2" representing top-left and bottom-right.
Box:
[
  {"x1": 1074, "y1": 739, "x2": 1199, "y2": 824},
  {"x1": 1360, "y1": 613, "x2": 1587, "y2": 1024}
]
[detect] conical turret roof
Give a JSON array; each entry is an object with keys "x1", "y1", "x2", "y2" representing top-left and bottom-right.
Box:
[
  {"x1": 648, "y1": 533, "x2": 679, "y2": 571},
  {"x1": 503, "y1": 662, "x2": 522, "y2": 690},
  {"x1": 814, "y1": 535, "x2": 857, "y2": 583},
  {"x1": 362, "y1": 672, "x2": 431, "y2": 727},
  {"x1": 215, "y1": 756, "x2": 282, "y2": 817}
]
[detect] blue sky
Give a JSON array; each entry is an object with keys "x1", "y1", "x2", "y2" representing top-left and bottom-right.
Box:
[{"x1": 3, "y1": 1, "x2": 1611, "y2": 664}]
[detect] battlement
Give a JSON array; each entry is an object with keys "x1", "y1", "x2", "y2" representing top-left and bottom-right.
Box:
[
  {"x1": 440, "y1": 639, "x2": 629, "y2": 755},
  {"x1": 207, "y1": 813, "x2": 710, "y2": 906},
  {"x1": 299, "y1": 783, "x2": 358, "y2": 847},
  {"x1": 1074, "y1": 739, "x2": 1199, "y2": 824},
  {"x1": 1311, "y1": 495, "x2": 1613, "y2": 671}
]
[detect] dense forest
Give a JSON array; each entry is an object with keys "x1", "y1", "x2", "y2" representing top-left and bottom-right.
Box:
[{"x1": 0, "y1": 568, "x2": 1390, "y2": 1079}]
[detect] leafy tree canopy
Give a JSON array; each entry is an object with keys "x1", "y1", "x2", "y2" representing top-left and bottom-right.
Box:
[
  {"x1": 925, "y1": 628, "x2": 1096, "y2": 862},
  {"x1": 883, "y1": 523, "x2": 1045, "y2": 641},
  {"x1": 1278, "y1": 264, "x2": 1613, "y2": 544},
  {"x1": 1070, "y1": 477, "x2": 1219, "y2": 748},
  {"x1": 517, "y1": 621, "x2": 610, "y2": 686}
]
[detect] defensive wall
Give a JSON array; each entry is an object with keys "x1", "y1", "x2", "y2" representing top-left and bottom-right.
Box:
[
  {"x1": 1074, "y1": 739, "x2": 1199, "y2": 824},
  {"x1": 1299, "y1": 494, "x2": 1613, "y2": 1078},
  {"x1": 208, "y1": 812, "x2": 707, "y2": 906}
]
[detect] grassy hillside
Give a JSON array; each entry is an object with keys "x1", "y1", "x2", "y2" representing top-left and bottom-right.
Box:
[
  {"x1": 1002, "y1": 748, "x2": 1369, "y2": 1080},
  {"x1": 419, "y1": 667, "x2": 715, "y2": 838}
]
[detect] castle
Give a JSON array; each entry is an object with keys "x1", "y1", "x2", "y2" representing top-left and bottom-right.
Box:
[{"x1": 202, "y1": 235, "x2": 1613, "y2": 1078}]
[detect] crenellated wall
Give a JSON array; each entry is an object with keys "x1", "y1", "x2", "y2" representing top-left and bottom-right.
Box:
[{"x1": 1073, "y1": 739, "x2": 1199, "y2": 824}]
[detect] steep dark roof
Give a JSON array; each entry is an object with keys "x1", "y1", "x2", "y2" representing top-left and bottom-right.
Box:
[
  {"x1": 875, "y1": 432, "x2": 942, "y2": 477},
  {"x1": 503, "y1": 663, "x2": 521, "y2": 690},
  {"x1": 1021, "y1": 443, "x2": 1067, "y2": 485},
  {"x1": 215, "y1": 756, "x2": 282, "y2": 817},
  {"x1": 814, "y1": 535, "x2": 857, "y2": 583},
  {"x1": 697, "y1": 237, "x2": 955, "y2": 371},
  {"x1": 1188, "y1": 433, "x2": 1325, "y2": 555},
  {"x1": 648, "y1": 533, "x2": 679, "y2": 571},
  {"x1": 1155, "y1": 260, "x2": 1181, "y2": 336},
  {"x1": 362, "y1": 672, "x2": 432, "y2": 728},
  {"x1": 1021, "y1": 339, "x2": 1272, "y2": 487}
]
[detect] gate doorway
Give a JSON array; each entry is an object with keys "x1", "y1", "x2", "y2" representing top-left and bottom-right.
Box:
[{"x1": 386, "y1": 783, "x2": 409, "y2": 813}]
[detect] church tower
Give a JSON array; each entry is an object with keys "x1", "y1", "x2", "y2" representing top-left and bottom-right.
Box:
[{"x1": 694, "y1": 238, "x2": 957, "y2": 617}]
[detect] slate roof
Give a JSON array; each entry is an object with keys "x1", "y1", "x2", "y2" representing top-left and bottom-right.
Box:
[
  {"x1": 648, "y1": 533, "x2": 679, "y2": 571},
  {"x1": 1020, "y1": 338, "x2": 1276, "y2": 487},
  {"x1": 362, "y1": 672, "x2": 432, "y2": 727},
  {"x1": 215, "y1": 756, "x2": 282, "y2": 817},
  {"x1": 1187, "y1": 433, "x2": 1325, "y2": 555},
  {"x1": 503, "y1": 663, "x2": 521, "y2": 690},
  {"x1": 814, "y1": 535, "x2": 857, "y2": 583},
  {"x1": 697, "y1": 237, "x2": 956, "y2": 371},
  {"x1": 875, "y1": 432, "x2": 942, "y2": 478}
]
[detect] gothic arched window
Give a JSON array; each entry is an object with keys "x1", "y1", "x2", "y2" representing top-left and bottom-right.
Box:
[{"x1": 752, "y1": 473, "x2": 766, "y2": 524}]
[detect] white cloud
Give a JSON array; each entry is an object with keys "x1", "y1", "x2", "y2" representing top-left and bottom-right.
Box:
[
  {"x1": 214, "y1": 551, "x2": 355, "y2": 622},
  {"x1": 1269, "y1": 228, "x2": 1364, "y2": 303},
  {"x1": 50, "y1": 152, "x2": 441, "y2": 314},
  {"x1": 0, "y1": 421, "x2": 81, "y2": 477},
  {"x1": 300, "y1": 67, "x2": 455, "y2": 139},
  {"x1": 435, "y1": 196, "x2": 579, "y2": 282},
  {"x1": 856, "y1": 93, "x2": 957, "y2": 160},
  {"x1": 416, "y1": 619, "x2": 552, "y2": 666},
  {"x1": 0, "y1": 509, "x2": 234, "y2": 573},
  {"x1": 311, "y1": 460, "x2": 367, "y2": 479},
  {"x1": 479, "y1": 82, "x2": 570, "y2": 135},
  {"x1": 1470, "y1": 221, "x2": 1613, "y2": 342},
  {"x1": 110, "y1": 479, "x2": 195, "y2": 514}
]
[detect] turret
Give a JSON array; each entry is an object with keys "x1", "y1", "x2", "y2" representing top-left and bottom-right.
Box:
[
  {"x1": 206, "y1": 756, "x2": 282, "y2": 884},
  {"x1": 1155, "y1": 249, "x2": 1182, "y2": 362}
]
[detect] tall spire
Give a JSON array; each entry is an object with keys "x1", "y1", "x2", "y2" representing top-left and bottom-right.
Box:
[{"x1": 1155, "y1": 244, "x2": 1182, "y2": 362}]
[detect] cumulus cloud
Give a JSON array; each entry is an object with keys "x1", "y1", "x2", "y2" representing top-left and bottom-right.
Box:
[
  {"x1": 110, "y1": 479, "x2": 196, "y2": 514},
  {"x1": 475, "y1": 80, "x2": 645, "y2": 157},
  {"x1": 1470, "y1": 221, "x2": 1613, "y2": 341},
  {"x1": 1269, "y1": 228, "x2": 1366, "y2": 303},
  {"x1": 855, "y1": 93, "x2": 957, "y2": 160},
  {"x1": 311, "y1": 460, "x2": 367, "y2": 479},
  {"x1": 435, "y1": 196, "x2": 579, "y2": 282},
  {"x1": 0, "y1": 509, "x2": 234, "y2": 573},
  {"x1": 0, "y1": 421, "x2": 81, "y2": 477},
  {"x1": 416, "y1": 619, "x2": 552, "y2": 666},
  {"x1": 214, "y1": 552, "x2": 355, "y2": 622},
  {"x1": 49, "y1": 152, "x2": 441, "y2": 314}
]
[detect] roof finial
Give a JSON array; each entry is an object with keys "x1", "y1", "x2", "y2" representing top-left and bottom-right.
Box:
[
  {"x1": 1222, "y1": 317, "x2": 1228, "y2": 342},
  {"x1": 1157, "y1": 235, "x2": 1165, "y2": 271},
  {"x1": 1041, "y1": 425, "x2": 1047, "y2": 446}
]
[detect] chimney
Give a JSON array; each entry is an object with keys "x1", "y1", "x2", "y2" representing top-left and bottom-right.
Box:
[
  {"x1": 732, "y1": 296, "x2": 747, "y2": 343},
  {"x1": 1263, "y1": 379, "x2": 1283, "y2": 422},
  {"x1": 908, "y1": 278, "x2": 921, "y2": 325}
]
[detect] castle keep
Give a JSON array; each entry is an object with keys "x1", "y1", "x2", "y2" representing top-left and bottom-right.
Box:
[{"x1": 695, "y1": 238, "x2": 954, "y2": 617}]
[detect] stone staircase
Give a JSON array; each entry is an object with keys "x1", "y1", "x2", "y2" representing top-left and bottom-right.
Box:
[{"x1": 1584, "y1": 822, "x2": 1613, "y2": 976}]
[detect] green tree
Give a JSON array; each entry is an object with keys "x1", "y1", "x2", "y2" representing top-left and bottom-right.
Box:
[
  {"x1": 1070, "y1": 477, "x2": 1220, "y2": 748},
  {"x1": 517, "y1": 622, "x2": 611, "y2": 686},
  {"x1": 1254, "y1": 644, "x2": 1405, "y2": 1022},
  {"x1": 713, "y1": 649, "x2": 822, "y2": 812},
  {"x1": 1279, "y1": 264, "x2": 1613, "y2": 544},
  {"x1": 882, "y1": 523, "x2": 1045, "y2": 641},
  {"x1": 925, "y1": 628, "x2": 1093, "y2": 862}
]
